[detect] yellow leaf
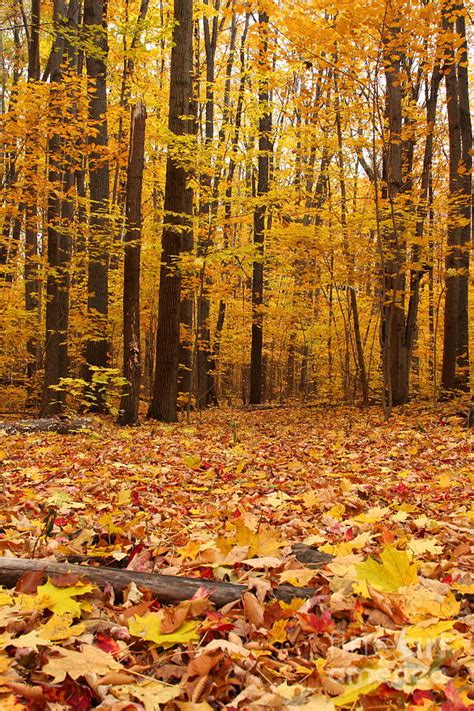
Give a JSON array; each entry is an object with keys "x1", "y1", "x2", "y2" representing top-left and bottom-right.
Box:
[
  {"x1": 437, "y1": 474, "x2": 452, "y2": 489},
  {"x1": 269, "y1": 618, "x2": 288, "y2": 644},
  {"x1": 327, "y1": 503, "x2": 345, "y2": 520},
  {"x1": 117, "y1": 486, "x2": 132, "y2": 506},
  {"x1": 20, "y1": 579, "x2": 94, "y2": 616},
  {"x1": 353, "y1": 507, "x2": 390, "y2": 524},
  {"x1": 333, "y1": 680, "x2": 381, "y2": 706},
  {"x1": 356, "y1": 546, "x2": 418, "y2": 593},
  {"x1": 405, "y1": 620, "x2": 454, "y2": 642},
  {"x1": 0, "y1": 589, "x2": 13, "y2": 606},
  {"x1": 43, "y1": 644, "x2": 123, "y2": 682},
  {"x1": 280, "y1": 568, "x2": 315, "y2": 587},
  {"x1": 98, "y1": 513, "x2": 126, "y2": 535},
  {"x1": 452, "y1": 581, "x2": 474, "y2": 595},
  {"x1": 39, "y1": 613, "x2": 86, "y2": 641},
  {"x1": 128, "y1": 612, "x2": 200, "y2": 649},
  {"x1": 116, "y1": 680, "x2": 181, "y2": 711},
  {"x1": 399, "y1": 581, "x2": 460, "y2": 622},
  {"x1": 0, "y1": 653, "x2": 10, "y2": 672},
  {"x1": 407, "y1": 538, "x2": 443, "y2": 556},
  {"x1": 183, "y1": 454, "x2": 201, "y2": 470}
]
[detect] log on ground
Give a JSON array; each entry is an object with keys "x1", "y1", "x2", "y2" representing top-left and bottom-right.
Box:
[
  {"x1": 0, "y1": 557, "x2": 322, "y2": 607},
  {"x1": 0, "y1": 418, "x2": 91, "y2": 435}
]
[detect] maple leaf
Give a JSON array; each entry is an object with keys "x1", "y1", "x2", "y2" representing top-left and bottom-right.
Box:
[
  {"x1": 128, "y1": 611, "x2": 200, "y2": 648},
  {"x1": 355, "y1": 546, "x2": 418, "y2": 593},
  {"x1": 20, "y1": 579, "x2": 94, "y2": 616},
  {"x1": 42, "y1": 644, "x2": 123, "y2": 682},
  {"x1": 332, "y1": 679, "x2": 382, "y2": 707},
  {"x1": 0, "y1": 589, "x2": 13, "y2": 606},
  {"x1": 224, "y1": 519, "x2": 287, "y2": 557},
  {"x1": 113, "y1": 680, "x2": 181, "y2": 710},
  {"x1": 38, "y1": 613, "x2": 86, "y2": 641}
]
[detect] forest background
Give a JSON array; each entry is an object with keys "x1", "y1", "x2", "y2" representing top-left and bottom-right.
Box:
[{"x1": 0, "y1": 0, "x2": 472, "y2": 421}]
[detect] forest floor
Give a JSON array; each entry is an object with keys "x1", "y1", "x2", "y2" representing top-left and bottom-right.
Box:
[{"x1": 0, "y1": 402, "x2": 472, "y2": 710}]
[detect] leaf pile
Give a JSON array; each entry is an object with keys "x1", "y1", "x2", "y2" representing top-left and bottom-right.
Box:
[{"x1": 0, "y1": 403, "x2": 472, "y2": 709}]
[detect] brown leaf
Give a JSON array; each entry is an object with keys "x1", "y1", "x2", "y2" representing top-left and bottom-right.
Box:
[
  {"x1": 366, "y1": 583, "x2": 406, "y2": 625},
  {"x1": 15, "y1": 571, "x2": 44, "y2": 594},
  {"x1": 160, "y1": 603, "x2": 189, "y2": 633},
  {"x1": 187, "y1": 649, "x2": 223, "y2": 678},
  {"x1": 243, "y1": 592, "x2": 265, "y2": 628}
]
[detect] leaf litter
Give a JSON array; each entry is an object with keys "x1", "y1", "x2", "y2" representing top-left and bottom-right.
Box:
[{"x1": 0, "y1": 403, "x2": 472, "y2": 709}]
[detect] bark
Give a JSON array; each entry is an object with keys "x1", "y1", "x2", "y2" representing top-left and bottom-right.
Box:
[
  {"x1": 405, "y1": 61, "x2": 441, "y2": 388},
  {"x1": 148, "y1": 0, "x2": 194, "y2": 422},
  {"x1": 110, "y1": 0, "x2": 149, "y2": 266},
  {"x1": 41, "y1": 0, "x2": 79, "y2": 416},
  {"x1": 441, "y1": 0, "x2": 471, "y2": 393},
  {"x1": 84, "y1": 0, "x2": 110, "y2": 408},
  {"x1": 381, "y1": 21, "x2": 407, "y2": 408},
  {"x1": 250, "y1": 11, "x2": 271, "y2": 405},
  {"x1": 0, "y1": 418, "x2": 91, "y2": 434},
  {"x1": 24, "y1": 0, "x2": 41, "y2": 379},
  {"x1": 118, "y1": 103, "x2": 147, "y2": 426},
  {"x1": 196, "y1": 0, "x2": 219, "y2": 409},
  {"x1": 454, "y1": 5, "x2": 471, "y2": 389},
  {"x1": 334, "y1": 67, "x2": 368, "y2": 404},
  {"x1": 211, "y1": 13, "x2": 248, "y2": 398},
  {"x1": 0, "y1": 550, "x2": 330, "y2": 606}
]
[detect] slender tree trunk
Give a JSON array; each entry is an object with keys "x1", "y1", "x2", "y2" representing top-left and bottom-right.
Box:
[
  {"x1": 334, "y1": 67, "x2": 368, "y2": 404},
  {"x1": 196, "y1": 0, "x2": 219, "y2": 409},
  {"x1": 211, "y1": 13, "x2": 247, "y2": 397},
  {"x1": 381, "y1": 20, "x2": 407, "y2": 407},
  {"x1": 118, "y1": 103, "x2": 146, "y2": 425},
  {"x1": 441, "y1": 0, "x2": 471, "y2": 393},
  {"x1": 148, "y1": 0, "x2": 194, "y2": 422},
  {"x1": 24, "y1": 0, "x2": 41, "y2": 378},
  {"x1": 41, "y1": 0, "x2": 79, "y2": 415},
  {"x1": 84, "y1": 0, "x2": 110, "y2": 408},
  {"x1": 454, "y1": 4, "x2": 471, "y2": 389},
  {"x1": 250, "y1": 10, "x2": 271, "y2": 405}
]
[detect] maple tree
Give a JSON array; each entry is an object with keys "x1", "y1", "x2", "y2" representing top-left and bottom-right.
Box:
[{"x1": 0, "y1": 0, "x2": 472, "y2": 411}]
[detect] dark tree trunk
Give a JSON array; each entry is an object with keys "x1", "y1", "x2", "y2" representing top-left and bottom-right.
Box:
[
  {"x1": 84, "y1": 0, "x2": 110, "y2": 408},
  {"x1": 250, "y1": 11, "x2": 271, "y2": 405},
  {"x1": 211, "y1": 13, "x2": 247, "y2": 400},
  {"x1": 25, "y1": 0, "x2": 41, "y2": 378},
  {"x1": 118, "y1": 103, "x2": 146, "y2": 426},
  {"x1": 455, "y1": 4, "x2": 471, "y2": 389},
  {"x1": 148, "y1": 0, "x2": 194, "y2": 422},
  {"x1": 196, "y1": 0, "x2": 219, "y2": 409},
  {"x1": 41, "y1": 0, "x2": 79, "y2": 416},
  {"x1": 381, "y1": 22, "x2": 407, "y2": 408},
  {"x1": 441, "y1": 0, "x2": 471, "y2": 393},
  {"x1": 110, "y1": 0, "x2": 149, "y2": 268}
]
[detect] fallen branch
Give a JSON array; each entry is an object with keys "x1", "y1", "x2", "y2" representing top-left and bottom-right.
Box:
[
  {"x1": 0, "y1": 418, "x2": 91, "y2": 435},
  {"x1": 0, "y1": 557, "x2": 322, "y2": 606}
]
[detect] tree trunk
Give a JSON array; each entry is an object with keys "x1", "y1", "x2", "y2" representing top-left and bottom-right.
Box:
[
  {"x1": 250, "y1": 10, "x2": 271, "y2": 405},
  {"x1": 210, "y1": 13, "x2": 247, "y2": 401},
  {"x1": 381, "y1": 21, "x2": 408, "y2": 408},
  {"x1": 41, "y1": 0, "x2": 79, "y2": 416},
  {"x1": 441, "y1": 0, "x2": 471, "y2": 393},
  {"x1": 148, "y1": 0, "x2": 194, "y2": 422},
  {"x1": 196, "y1": 0, "x2": 219, "y2": 409},
  {"x1": 454, "y1": 4, "x2": 471, "y2": 389},
  {"x1": 84, "y1": 0, "x2": 110, "y2": 409},
  {"x1": 118, "y1": 103, "x2": 147, "y2": 426},
  {"x1": 24, "y1": 0, "x2": 41, "y2": 379}
]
